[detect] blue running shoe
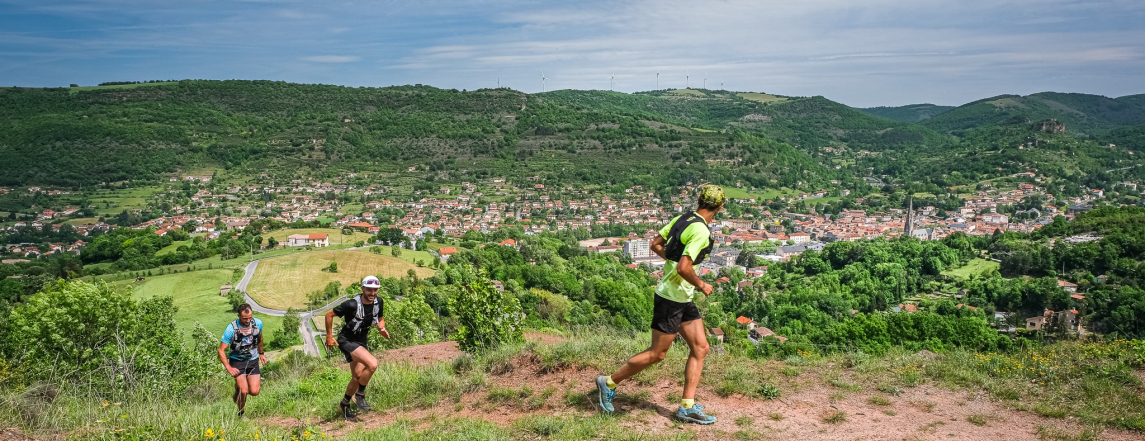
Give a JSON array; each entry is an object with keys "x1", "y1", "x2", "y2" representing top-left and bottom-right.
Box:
[
  {"x1": 595, "y1": 375, "x2": 616, "y2": 413},
  {"x1": 676, "y1": 404, "x2": 717, "y2": 425}
]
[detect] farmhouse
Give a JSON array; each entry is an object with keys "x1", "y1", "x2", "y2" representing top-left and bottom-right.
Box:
[{"x1": 287, "y1": 233, "x2": 330, "y2": 247}]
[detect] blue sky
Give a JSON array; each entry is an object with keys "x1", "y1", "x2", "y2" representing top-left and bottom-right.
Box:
[{"x1": 1, "y1": 0, "x2": 1143, "y2": 107}]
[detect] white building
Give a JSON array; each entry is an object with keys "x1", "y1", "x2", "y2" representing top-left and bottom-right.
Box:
[
  {"x1": 623, "y1": 238, "x2": 651, "y2": 259},
  {"x1": 287, "y1": 233, "x2": 330, "y2": 247}
]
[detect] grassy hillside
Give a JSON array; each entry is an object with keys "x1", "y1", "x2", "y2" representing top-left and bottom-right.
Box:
[
  {"x1": 246, "y1": 249, "x2": 434, "y2": 309},
  {"x1": 860, "y1": 103, "x2": 955, "y2": 122}
]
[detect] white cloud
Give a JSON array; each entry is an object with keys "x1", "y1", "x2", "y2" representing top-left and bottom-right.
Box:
[
  {"x1": 300, "y1": 55, "x2": 360, "y2": 63},
  {"x1": 1, "y1": 0, "x2": 1142, "y2": 105}
]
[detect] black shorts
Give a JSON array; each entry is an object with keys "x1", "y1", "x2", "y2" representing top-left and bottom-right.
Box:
[
  {"x1": 651, "y1": 294, "x2": 702, "y2": 334},
  {"x1": 230, "y1": 358, "x2": 261, "y2": 376},
  {"x1": 337, "y1": 338, "x2": 369, "y2": 363}
]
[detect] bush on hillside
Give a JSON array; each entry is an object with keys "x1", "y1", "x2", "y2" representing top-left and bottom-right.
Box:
[
  {"x1": 370, "y1": 288, "x2": 440, "y2": 350},
  {"x1": 448, "y1": 266, "x2": 523, "y2": 353},
  {"x1": 0, "y1": 280, "x2": 213, "y2": 394},
  {"x1": 269, "y1": 308, "x2": 302, "y2": 350}
]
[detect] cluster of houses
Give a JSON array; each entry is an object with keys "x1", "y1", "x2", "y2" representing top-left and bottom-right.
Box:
[
  {"x1": 706, "y1": 315, "x2": 788, "y2": 344},
  {"x1": 0, "y1": 171, "x2": 1130, "y2": 268}
]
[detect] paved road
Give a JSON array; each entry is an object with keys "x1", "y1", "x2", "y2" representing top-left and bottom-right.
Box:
[{"x1": 235, "y1": 258, "x2": 345, "y2": 357}]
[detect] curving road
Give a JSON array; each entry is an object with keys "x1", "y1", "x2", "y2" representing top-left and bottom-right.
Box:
[{"x1": 235, "y1": 259, "x2": 346, "y2": 357}]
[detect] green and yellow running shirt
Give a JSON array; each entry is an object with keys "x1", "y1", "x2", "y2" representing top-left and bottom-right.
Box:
[{"x1": 657, "y1": 213, "x2": 712, "y2": 303}]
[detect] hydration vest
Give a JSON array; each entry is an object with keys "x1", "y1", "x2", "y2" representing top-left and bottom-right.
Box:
[
  {"x1": 663, "y1": 212, "x2": 714, "y2": 266},
  {"x1": 228, "y1": 319, "x2": 261, "y2": 358},
  {"x1": 347, "y1": 295, "x2": 382, "y2": 334}
]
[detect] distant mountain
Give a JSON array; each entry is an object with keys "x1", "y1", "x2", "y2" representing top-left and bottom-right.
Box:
[
  {"x1": 1118, "y1": 94, "x2": 1145, "y2": 112},
  {"x1": 859, "y1": 104, "x2": 955, "y2": 123},
  {"x1": 542, "y1": 89, "x2": 950, "y2": 154},
  {"x1": 921, "y1": 92, "x2": 1145, "y2": 136}
]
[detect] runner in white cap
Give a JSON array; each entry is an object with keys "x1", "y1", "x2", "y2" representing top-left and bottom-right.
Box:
[{"x1": 325, "y1": 275, "x2": 390, "y2": 420}]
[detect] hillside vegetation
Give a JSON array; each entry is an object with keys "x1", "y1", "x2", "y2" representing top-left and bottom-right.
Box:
[
  {"x1": 921, "y1": 92, "x2": 1145, "y2": 136},
  {"x1": 860, "y1": 103, "x2": 955, "y2": 122}
]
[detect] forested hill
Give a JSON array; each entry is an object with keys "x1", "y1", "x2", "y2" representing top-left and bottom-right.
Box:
[
  {"x1": 0, "y1": 80, "x2": 938, "y2": 189},
  {"x1": 859, "y1": 103, "x2": 955, "y2": 123},
  {"x1": 541, "y1": 89, "x2": 952, "y2": 154},
  {"x1": 0, "y1": 81, "x2": 859, "y2": 189},
  {"x1": 1, "y1": 80, "x2": 1142, "y2": 191},
  {"x1": 920, "y1": 92, "x2": 1145, "y2": 136}
]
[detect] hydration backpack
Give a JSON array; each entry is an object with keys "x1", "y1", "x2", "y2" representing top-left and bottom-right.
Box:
[
  {"x1": 347, "y1": 295, "x2": 382, "y2": 333},
  {"x1": 663, "y1": 212, "x2": 714, "y2": 266},
  {"x1": 228, "y1": 319, "x2": 261, "y2": 357}
]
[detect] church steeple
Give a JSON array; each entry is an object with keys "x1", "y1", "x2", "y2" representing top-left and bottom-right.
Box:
[{"x1": 905, "y1": 196, "x2": 914, "y2": 238}]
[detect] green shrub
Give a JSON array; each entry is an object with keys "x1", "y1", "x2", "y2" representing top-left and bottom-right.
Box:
[{"x1": 448, "y1": 266, "x2": 523, "y2": 353}]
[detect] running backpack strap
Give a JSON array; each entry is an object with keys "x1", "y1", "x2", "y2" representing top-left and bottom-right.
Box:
[{"x1": 230, "y1": 320, "x2": 243, "y2": 346}]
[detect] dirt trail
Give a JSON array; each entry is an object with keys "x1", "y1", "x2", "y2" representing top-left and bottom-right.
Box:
[{"x1": 292, "y1": 340, "x2": 1145, "y2": 441}]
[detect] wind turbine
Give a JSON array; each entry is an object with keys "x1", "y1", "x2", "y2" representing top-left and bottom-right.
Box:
[
  {"x1": 541, "y1": 71, "x2": 547, "y2": 92},
  {"x1": 686, "y1": 70, "x2": 690, "y2": 89},
  {"x1": 610, "y1": 73, "x2": 614, "y2": 91},
  {"x1": 656, "y1": 72, "x2": 659, "y2": 89},
  {"x1": 703, "y1": 73, "x2": 707, "y2": 89}
]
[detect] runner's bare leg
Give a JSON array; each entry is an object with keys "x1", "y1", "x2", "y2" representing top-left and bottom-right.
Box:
[
  {"x1": 609, "y1": 330, "x2": 677, "y2": 384},
  {"x1": 677, "y1": 319, "x2": 710, "y2": 400}
]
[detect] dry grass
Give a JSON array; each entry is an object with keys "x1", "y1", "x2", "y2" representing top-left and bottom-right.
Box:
[
  {"x1": 246, "y1": 250, "x2": 434, "y2": 309},
  {"x1": 737, "y1": 92, "x2": 787, "y2": 103}
]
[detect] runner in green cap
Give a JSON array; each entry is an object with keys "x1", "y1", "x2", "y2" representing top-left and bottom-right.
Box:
[{"x1": 595, "y1": 184, "x2": 725, "y2": 425}]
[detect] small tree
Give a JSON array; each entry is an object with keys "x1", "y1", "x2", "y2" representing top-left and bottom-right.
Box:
[
  {"x1": 270, "y1": 308, "x2": 302, "y2": 349},
  {"x1": 325, "y1": 261, "x2": 338, "y2": 273},
  {"x1": 267, "y1": 237, "x2": 279, "y2": 249},
  {"x1": 227, "y1": 289, "x2": 246, "y2": 312},
  {"x1": 449, "y1": 267, "x2": 523, "y2": 353},
  {"x1": 391, "y1": 246, "x2": 402, "y2": 258}
]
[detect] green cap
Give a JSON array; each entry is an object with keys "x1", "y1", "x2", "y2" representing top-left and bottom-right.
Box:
[{"x1": 698, "y1": 184, "x2": 726, "y2": 207}]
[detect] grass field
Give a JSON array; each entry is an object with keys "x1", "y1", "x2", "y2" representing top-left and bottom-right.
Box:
[
  {"x1": 246, "y1": 250, "x2": 434, "y2": 309},
  {"x1": 63, "y1": 217, "x2": 100, "y2": 226},
  {"x1": 87, "y1": 187, "x2": 159, "y2": 216},
  {"x1": 157, "y1": 240, "x2": 190, "y2": 256},
  {"x1": 263, "y1": 228, "x2": 374, "y2": 247},
  {"x1": 86, "y1": 242, "x2": 371, "y2": 284},
  {"x1": 738, "y1": 92, "x2": 787, "y2": 103},
  {"x1": 122, "y1": 269, "x2": 283, "y2": 343},
  {"x1": 69, "y1": 82, "x2": 179, "y2": 94},
  {"x1": 367, "y1": 244, "x2": 439, "y2": 266},
  {"x1": 942, "y1": 258, "x2": 1001, "y2": 279},
  {"x1": 722, "y1": 186, "x2": 787, "y2": 201}
]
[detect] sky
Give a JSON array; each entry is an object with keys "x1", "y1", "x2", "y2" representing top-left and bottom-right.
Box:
[{"x1": 1, "y1": 0, "x2": 1143, "y2": 107}]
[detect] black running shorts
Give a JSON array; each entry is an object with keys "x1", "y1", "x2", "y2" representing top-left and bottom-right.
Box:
[
  {"x1": 337, "y1": 338, "x2": 368, "y2": 363},
  {"x1": 230, "y1": 358, "x2": 261, "y2": 376},
  {"x1": 651, "y1": 294, "x2": 702, "y2": 334}
]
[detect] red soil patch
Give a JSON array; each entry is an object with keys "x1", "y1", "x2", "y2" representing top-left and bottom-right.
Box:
[{"x1": 378, "y1": 341, "x2": 461, "y2": 367}]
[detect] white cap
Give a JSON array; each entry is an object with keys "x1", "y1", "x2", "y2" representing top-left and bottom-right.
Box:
[{"x1": 361, "y1": 275, "x2": 381, "y2": 288}]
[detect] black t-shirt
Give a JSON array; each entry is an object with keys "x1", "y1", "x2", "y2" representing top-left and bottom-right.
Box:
[{"x1": 332, "y1": 297, "x2": 384, "y2": 343}]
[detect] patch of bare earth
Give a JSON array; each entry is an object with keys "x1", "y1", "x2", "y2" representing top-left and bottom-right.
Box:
[
  {"x1": 378, "y1": 341, "x2": 461, "y2": 367},
  {"x1": 0, "y1": 428, "x2": 36, "y2": 441},
  {"x1": 301, "y1": 340, "x2": 1145, "y2": 440}
]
